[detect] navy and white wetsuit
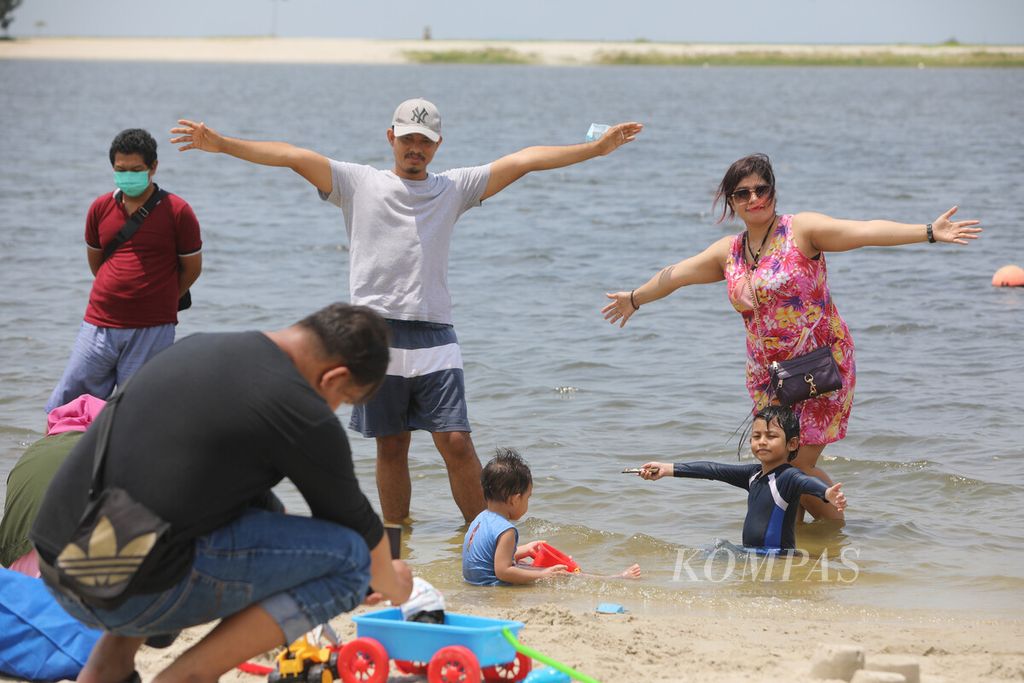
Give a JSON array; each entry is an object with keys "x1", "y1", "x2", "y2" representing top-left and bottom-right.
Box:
[{"x1": 673, "y1": 462, "x2": 830, "y2": 551}]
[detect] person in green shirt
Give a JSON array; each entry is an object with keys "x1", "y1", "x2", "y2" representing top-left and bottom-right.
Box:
[{"x1": 1, "y1": 394, "x2": 105, "y2": 576}]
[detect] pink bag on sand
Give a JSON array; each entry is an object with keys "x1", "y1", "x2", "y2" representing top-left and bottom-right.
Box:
[
  {"x1": 46, "y1": 394, "x2": 106, "y2": 435},
  {"x1": 9, "y1": 549, "x2": 40, "y2": 579}
]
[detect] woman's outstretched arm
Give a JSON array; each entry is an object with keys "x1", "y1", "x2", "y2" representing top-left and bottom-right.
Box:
[
  {"x1": 793, "y1": 206, "x2": 981, "y2": 255},
  {"x1": 602, "y1": 235, "x2": 731, "y2": 328}
]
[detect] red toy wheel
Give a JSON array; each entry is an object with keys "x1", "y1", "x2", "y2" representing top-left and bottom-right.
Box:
[
  {"x1": 394, "y1": 660, "x2": 429, "y2": 674},
  {"x1": 482, "y1": 652, "x2": 532, "y2": 682},
  {"x1": 337, "y1": 638, "x2": 388, "y2": 683},
  {"x1": 428, "y1": 645, "x2": 481, "y2": 682}
]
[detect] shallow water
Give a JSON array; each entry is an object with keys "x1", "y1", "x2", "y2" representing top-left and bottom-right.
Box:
[{"x1": 1, "y1": 60, "x2": 1022, "y2": 615}]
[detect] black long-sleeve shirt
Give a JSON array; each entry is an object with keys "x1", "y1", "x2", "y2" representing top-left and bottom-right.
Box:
[
  {"x1": 32, "y1": 332, "x2": 382, "y2": 594},
  {"x1": 674, "y1": 461, "x2": 829, "y2": 550}
]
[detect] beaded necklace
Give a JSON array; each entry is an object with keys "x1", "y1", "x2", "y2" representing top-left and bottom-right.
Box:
[{"x1": 745, "y1": 214, "x2": 778, "y2": 267}]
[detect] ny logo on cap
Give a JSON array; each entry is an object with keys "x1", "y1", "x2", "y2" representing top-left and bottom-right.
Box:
[{"x1": 411, "y1": 107, "x2": 429, "y2": 124}]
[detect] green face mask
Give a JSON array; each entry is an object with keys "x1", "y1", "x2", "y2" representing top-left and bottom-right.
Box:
[{"x1": 113, "y1": 170, "x2": 151, "y2": 198}]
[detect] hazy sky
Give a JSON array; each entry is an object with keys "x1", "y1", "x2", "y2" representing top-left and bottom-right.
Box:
[{"x1": 8, "y1": 0, "x2": 1024, "y2": 45}]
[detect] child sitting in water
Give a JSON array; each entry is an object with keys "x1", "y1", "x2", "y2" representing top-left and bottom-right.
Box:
[
  {"x1": 462, "y1": 448, "x2": 641, "y2": 585},
  {"x1": 637, "y1": 406, "x2": 846, "y2": 552}
]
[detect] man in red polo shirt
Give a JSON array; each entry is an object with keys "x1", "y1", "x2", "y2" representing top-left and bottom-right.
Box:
[{"x1": 46, "y1": 129, "x2": 202, "y2": 412}]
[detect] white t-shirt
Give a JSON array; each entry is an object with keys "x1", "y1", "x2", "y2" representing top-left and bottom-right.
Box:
[{"x1": 320, "y1": 159, "x2": 491, "y2": 325}]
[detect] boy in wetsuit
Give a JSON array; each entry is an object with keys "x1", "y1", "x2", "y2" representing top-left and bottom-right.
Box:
[
  {"x1": 462, "y1": 448, "x2": 641, "y2": 585},
  {"x1": 638, "y1": 406, "x2": 846, "y2": 551}
]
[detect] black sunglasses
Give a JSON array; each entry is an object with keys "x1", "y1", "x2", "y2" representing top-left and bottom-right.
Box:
[{"x1": 730, "y1": 184, "x2": 773, "y2": 203}]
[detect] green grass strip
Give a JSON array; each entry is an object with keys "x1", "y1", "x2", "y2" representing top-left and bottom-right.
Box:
[
  {"x1": 594, "y1": 49, "x2": 1024, "y2": 67},
  {"x1": 403, "y1": 47, "x2": 536, "y2": 64}
]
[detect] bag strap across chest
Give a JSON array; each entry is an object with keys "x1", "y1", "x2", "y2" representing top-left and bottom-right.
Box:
[
  {"x1": 87, "y1": 392, "x2": 122, "y2": 500},
  {"x1": 99, "y1": 185, "x2": 168, "y2": 264}
]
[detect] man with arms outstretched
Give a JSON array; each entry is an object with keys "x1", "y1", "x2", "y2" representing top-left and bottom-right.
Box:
[{"x1": 171, "y1": 102, "x2": 642, "y2": 524}]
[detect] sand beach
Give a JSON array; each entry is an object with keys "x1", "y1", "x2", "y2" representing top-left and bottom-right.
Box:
[
  {"x1": 78, "y1": 599, "x2": 1024, "y2": 682},
  {"x1": 0, "y1": 583, "x2": 1021, "y2": 682}
]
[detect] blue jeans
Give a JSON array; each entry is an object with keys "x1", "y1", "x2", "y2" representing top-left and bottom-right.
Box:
[
  {"x1": 50, "y1": 509, "x2": 372, "y2": 643},
  {"x1": 46, "y1": 321, "x2": 176, "y2": 413}
]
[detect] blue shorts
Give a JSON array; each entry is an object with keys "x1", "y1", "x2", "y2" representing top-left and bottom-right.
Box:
[
  {"x1": 48, "y1": 509, "x2": 371, "y2": 644},
  {"x1": 350, "y1": 320, "x2": 470, "y2": 437},
  {"x1": 46, "y1": 321, "x2": 175, "y2": 413}
]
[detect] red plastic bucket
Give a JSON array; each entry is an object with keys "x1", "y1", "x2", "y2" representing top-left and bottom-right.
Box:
[{"x1": 526, "y1": 542, "x2": 581, "y2": 573}]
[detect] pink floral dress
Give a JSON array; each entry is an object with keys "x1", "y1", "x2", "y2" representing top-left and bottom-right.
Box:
[{"x1": 723, "y1": 214, "x2": 856, "y2": 445}]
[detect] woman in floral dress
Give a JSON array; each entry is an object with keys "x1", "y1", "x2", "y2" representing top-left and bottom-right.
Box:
[{"x1": 602, "y1": 154, "x2": 980, "y2": 521}]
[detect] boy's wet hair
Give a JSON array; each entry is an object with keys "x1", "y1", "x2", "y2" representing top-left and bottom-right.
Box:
[
  {"x1": 754, "y1": 405, "x2": 801, "y2": 461},
  {"x1": 481, "y1": 447, "x2": 532, "y2": 503}
]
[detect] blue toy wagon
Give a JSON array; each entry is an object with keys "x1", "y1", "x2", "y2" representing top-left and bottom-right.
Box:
[{"x1": 340, "y1": 607, "x2": 531, "y2": 682}]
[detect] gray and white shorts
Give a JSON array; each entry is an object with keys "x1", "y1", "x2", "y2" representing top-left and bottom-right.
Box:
[{"x1": 350, "y1": 319, "x2": 470, "y2": 437}]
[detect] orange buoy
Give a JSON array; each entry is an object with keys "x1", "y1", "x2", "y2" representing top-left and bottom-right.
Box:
[{"x1": 992, "y1": 264, "x2": 1024, "y2": 287}]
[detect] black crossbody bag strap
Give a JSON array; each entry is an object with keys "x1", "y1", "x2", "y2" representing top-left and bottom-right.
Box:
[
  {"x1": 87, "y1": 392, "x2": 122, "y2": 500},
  {"x1": 99, "y1": 185, "x2": 167, "y2": 264}
]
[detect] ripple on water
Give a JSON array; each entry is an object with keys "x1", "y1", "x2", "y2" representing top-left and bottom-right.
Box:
[{"x1": 1, "y1": 61, "x2": 1021, "y2": 615}]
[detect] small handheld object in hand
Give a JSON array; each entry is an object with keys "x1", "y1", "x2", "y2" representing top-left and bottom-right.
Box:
[
  {"x1": 621, "y1": 467, "x2": 646, "y2": 474},
  {"x1": 586, "y1": 123, "x2": 610, "y2": 141},
  {"x1": 384, "y1": 523, "x2": 402, "y2": 559}
]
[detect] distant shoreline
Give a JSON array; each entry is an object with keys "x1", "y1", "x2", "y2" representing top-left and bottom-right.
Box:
[{"x1": 2, "y1": 37, "x2": 1023, "y2": 66}]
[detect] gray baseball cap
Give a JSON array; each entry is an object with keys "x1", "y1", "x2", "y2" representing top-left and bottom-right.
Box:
[{"x1": 392, "y1": 98, "x2": 441, "y2": 142}]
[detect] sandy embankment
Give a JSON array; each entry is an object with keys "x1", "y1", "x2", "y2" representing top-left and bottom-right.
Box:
[
  {"x1": 0, "y1": 598, "x2": 1019, "y2": 682},
  {"x1": 123, "y1": 600, "x2": 1022, "y2": 682},
  {"x1": 1, "y1": 37, "x2": 1022, "y2": 65}
]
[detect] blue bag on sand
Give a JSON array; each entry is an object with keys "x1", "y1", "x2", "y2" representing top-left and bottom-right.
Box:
[
  {"x1": 524, "y1": 668, "x2": 571, "y2": 683},
  {"x1": 0, "y1": 568, "x2": 101, "y2": 681},
  {"x1": 595, "y1": 602, "x2": 627, "y2": 614}
]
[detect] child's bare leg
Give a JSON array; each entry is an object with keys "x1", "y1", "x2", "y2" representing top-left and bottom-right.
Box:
[
  {"x1": 580, "y1": 564, "x2": 642, "y2": 580},
  {"x1": 791, "y1": 444, "x2": 844, "y2": 522},
  {"x1": 618, "y1": 563, "x2": 641, "y2": 579}
]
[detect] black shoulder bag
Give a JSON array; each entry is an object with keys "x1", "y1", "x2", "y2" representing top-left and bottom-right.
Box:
[
  {"x1": 744, "y1": 263, "x2": 842, "y2": 407},
  {"x1": 39, "y1": 393, "x2": 171, "y2": 609},
  {"x1": 733, "y1": 256, "x2": 842, "y2": 459},
  {"x1": 100, "y1": 185, "x2": 192, "y2": 312}
]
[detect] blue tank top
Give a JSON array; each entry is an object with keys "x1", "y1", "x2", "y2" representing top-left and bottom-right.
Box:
[{"x1": 462, "y1": 509, "x2": 518, "y2": 586}]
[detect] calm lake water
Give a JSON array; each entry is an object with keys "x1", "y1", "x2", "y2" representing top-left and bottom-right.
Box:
[{"x1": 1, "y1": 60, "x2": 1022, "y2": 615}]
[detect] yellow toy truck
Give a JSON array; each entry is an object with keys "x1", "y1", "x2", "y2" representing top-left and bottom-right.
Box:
[{"x1": 268, "y1": 627, "x2": 342, "y2": 683}]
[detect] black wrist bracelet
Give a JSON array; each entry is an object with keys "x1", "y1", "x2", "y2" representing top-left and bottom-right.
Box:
[
  {"x1": 926, "y1": 223, "x2": 936, "y2": 243},
  {"x1": 629, "y1": 289, "x2": 640, "y2": 310}
]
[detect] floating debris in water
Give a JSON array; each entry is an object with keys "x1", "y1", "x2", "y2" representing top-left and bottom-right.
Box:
[{"x1": 553, "y1": 386, "x2": 579, "y2": 396}]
